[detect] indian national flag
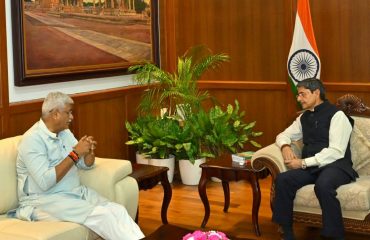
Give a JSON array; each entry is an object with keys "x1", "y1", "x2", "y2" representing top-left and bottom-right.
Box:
[{"x1": 287, "y1": 0, "x2": 320, "y2": 96}]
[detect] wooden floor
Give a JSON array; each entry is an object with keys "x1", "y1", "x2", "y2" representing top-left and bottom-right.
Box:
[{"x1": 137, "y1": 175, "x2": 368, "y2": 240}]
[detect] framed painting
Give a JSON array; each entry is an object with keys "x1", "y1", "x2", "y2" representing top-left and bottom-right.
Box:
[{"x1": 11, "y1": 0, "x2": 159, "y2": 86}]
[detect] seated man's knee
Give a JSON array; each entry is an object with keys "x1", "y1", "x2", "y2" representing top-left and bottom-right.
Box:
[
  {"x1": 91, "y1": 206, "x2": 115, "y2": 220},
  {"x1": 275, "y1": 172, "x2": 292, "y2": 187},
  {"x1": 314, "y1": 181, "x2": 336, "y2": 198}
]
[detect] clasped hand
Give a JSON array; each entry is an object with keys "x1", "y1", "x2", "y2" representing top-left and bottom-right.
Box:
[
  {"x1": 281, "y1": 146, "x2": 302, "y2": 169},
  {"x1": 74, "y1": 135, "x2": 97, "y2": 157}
]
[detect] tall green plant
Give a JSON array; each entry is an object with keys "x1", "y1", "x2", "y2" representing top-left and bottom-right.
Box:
[
  {"x1": 126, "y1": 46, "x2": 262, "y2": 164},
  {"x1": 128, "y1": 46, "x2": 230, "y2": 119},
  {"x1": 185, "y1": 100, "x2": 262, "y2": 159}
]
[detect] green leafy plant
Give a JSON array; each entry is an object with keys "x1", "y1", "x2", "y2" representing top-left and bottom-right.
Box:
[
  {"x1": 125, "y1": 116, "x2": 152, "y2": 154},
  {"x1": 126, "y1": 46, "x2": 262, "y2": 165},
  {"x1": 126, "y1": 115, "x2": 183, "y2": 159},
  {"x1": 172, "y1": 120, "x2": 214, "y2": 164},
  {"x1": 206, "y1": 100, "x2": 262, "y2": 157},
  {"x1": 128, "y1": 45, "x2": 230, "y2": 119},
  {"x1": 184, "y1": 100, "x2": 262, "y2": 160}
]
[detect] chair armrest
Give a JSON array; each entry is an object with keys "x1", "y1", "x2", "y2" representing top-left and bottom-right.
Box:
[
  {"x1": 251, "y1": 143, "x2": 289, "y2": 211},
  {"x1": 251, "y1": 143, "x2": 288, "y2": 179},
  {"x1": 78, "y1": 157, "x2": 133, "y2": 201}
]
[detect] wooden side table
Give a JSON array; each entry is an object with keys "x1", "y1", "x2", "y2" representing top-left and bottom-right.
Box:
[
  {"x1": 198, "y1": 157, "x2": 269, "y2": 236},
  {"x1": 129, "y1": 163, "x2": 172, "y2": 224}
]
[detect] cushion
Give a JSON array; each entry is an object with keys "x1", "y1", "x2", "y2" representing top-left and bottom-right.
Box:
[
  {"x1": 0, "y1": 217, "x2": 92, "y2": 240},
  {"x1": 0, "y1": 136, "x2": 22, "y2": 214},
  {"x1": 350, "y1": 116, "x2": 370, "y2": 175},
  {"x1": 294, "y1": 176, "x2": 370, "y2": 211},
  {"x1": 0, "y1": 233, "x2": 38, "y2": 240},
  {"x1": 79, "y1": 158, "x2": 133, "y2": 201}
]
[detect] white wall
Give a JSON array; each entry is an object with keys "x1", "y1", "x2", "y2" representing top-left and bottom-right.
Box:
[{"x1": 5, "y1": 0, "x2": 136, "y2": 103}]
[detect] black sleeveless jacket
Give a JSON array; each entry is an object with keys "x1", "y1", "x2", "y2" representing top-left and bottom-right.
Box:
[{"x1": 300, "y1": 100, "x2": 358, "y2": 180}]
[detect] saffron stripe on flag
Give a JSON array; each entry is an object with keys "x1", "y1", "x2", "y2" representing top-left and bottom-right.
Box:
[{"x1": 287, "y1": 0, "x2": 321, "y2": 91}]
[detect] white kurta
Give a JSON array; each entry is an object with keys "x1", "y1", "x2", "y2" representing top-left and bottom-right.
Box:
[
  {"x1": 11, "y1": 119, "x2": 107, "y2": 223},
  {"x1": 10, "y1": 119, "x2": 144, "y2": 239}
]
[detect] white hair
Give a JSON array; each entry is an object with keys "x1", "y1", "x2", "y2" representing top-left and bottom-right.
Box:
[{"x1": 41, "y1": 92, "x2": 74, "y2": 117}]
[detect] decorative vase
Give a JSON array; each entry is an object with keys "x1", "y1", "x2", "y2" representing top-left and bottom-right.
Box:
[
  {"x1": 179, "y1": 158, "x2": 206, "y2": 185},
  {"x1": 136, "y1": 151, "x2": 149, "y2": 165},
  {"x1": 149, "y1": 155, "x2": 175, "y2": 183}
]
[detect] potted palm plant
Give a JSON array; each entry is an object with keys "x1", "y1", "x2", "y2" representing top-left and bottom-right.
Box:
[
  {"x1": 128, "y1": 45, "x2": 230, "y2": 119},
  {"x1": 126, "y1": 46, "x2": 230, "y2": 184},
  {"x1": 126, "y1": 46, "x2": 262, "y2": 185}
]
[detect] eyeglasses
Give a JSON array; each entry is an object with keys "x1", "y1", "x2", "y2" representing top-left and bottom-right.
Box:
[{"x1": 296, "y1": 91, "x2": 310, "y2": 98}]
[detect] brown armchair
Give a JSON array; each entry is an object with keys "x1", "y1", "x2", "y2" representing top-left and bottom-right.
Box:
[{"x1": 251, "y1": 94, "x2": 370, "y2": 234}]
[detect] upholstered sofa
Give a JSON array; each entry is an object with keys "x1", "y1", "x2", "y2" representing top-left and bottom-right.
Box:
[
  {"x1": 251, "y1": 94, "x2": 370, "y2": 235},
  {"x1": 0, "y1": 135, "x2": 139, "y2": 240}
]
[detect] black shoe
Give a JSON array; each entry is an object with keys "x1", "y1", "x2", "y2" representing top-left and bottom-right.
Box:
[
  {"x1": 278, "y1": 224, "x2": 295, "y2": 240},
  {"x1": 320, "y1": 236, "x2": 345, "y2": 240}
]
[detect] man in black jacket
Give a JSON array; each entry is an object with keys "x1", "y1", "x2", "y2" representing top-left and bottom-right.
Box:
[{"x1": 273, "y1": 78, "x2": 358, "y2": 240}]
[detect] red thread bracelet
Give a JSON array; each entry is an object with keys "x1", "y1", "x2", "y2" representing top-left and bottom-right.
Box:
[{"x1": 68, "y1": 151, "x2": 79, "y2": 163}]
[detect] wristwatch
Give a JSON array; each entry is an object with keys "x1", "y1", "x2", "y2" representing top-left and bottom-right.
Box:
[{"x1": 301, "y1": 159, "x2": 307, "y2": 169}]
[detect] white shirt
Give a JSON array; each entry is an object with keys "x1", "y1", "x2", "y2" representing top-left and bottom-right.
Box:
[{"x1": 276, "y1": 111, "x2": 352, "y2": 167}]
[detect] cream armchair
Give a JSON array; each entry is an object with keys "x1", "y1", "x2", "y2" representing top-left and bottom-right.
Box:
[
  {"x1": 0, "y1": 136, "x2": 139, "y2": 240},
  {"x1": 251, "y1": 94, "x2": 370, "y2": 235}
]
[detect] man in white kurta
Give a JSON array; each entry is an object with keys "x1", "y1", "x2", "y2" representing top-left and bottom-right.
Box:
[{"x1": 10, "y1": 92, "x2": 144, "y2": 240}]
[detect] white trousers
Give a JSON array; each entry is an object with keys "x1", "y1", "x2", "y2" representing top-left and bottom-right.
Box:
[{"x1": 83, "y1": 202, "x2": 145, "y2": 240}]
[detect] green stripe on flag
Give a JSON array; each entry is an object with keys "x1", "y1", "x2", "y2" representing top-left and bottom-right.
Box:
[
  {"x1": 288, "y1": 77, "x2": 302, "y2": 110},
  {"x1": 288, "y1": 77, "x2": 298, "y2": 97}
]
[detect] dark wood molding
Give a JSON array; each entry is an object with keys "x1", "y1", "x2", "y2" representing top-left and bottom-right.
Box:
[
  {"x1": 325, "y1": 82, "x2": 370, "y2": 92},
  {"x1": 71, "y1": 85, "x2": 146, "y2": 103},
  {"x1": 0, "y1": 0, "x2": 9, "y2": 138},
  {"x1": 198, "y1": 81, "x2": 287, "y2": 90}
]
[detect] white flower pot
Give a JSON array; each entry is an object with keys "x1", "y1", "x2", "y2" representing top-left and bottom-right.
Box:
[
  {"x1": 149, "y1": 155, "x2": 175, "y2": 183},
  {"x1": 179, "y1": 158, "x2": 206, "y2": 185},
  {"x1": 136, "y1": 152, "x2": 149, "y2": 165},
  {"x1": 211, "y1": 177, "x2": 222, "y2": 183}
]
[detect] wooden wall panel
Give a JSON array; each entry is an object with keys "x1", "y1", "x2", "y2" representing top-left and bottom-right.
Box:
[
  {"x1": 159, "y1": 0, "x2": 177, "y2": 72},
  {"x1": 205, "y1": 88, "x2": 290, "y2": 147},
  {"x1": 7, "y1": 87, "x2": 144, "y2": 161},
  {"x1": 73, "y1": 87, "x2": 143, "y2": 160},
  {"x1": 77, "y1": 96, "x2": 126, "y2": 159},
  {"x1": 0, "y1": 0, "x2": 369, "y2": 162},
  {"x1": 199, "y1": 81, "x2": 293, "y2": 146},
  {"x1": 124, "y1": 90, "x2": 146, "y2": 161},
  {"x1": 8, "y1": 101, "x2": 42, "y2": 137},
  {"x1": 9, "y1": 111, "x2": 40, "y2": 137},
  {"x1": 311, "y1": 0, "x2": 370, "y2": 82},
  {"x1": 174, "y1": 0, "x2": 291, "y2": 82}
]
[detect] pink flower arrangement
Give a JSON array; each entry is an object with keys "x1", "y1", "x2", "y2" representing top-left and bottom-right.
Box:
[{"x1": 183, "y1": 230, "x2": 230, "y2": 240}]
